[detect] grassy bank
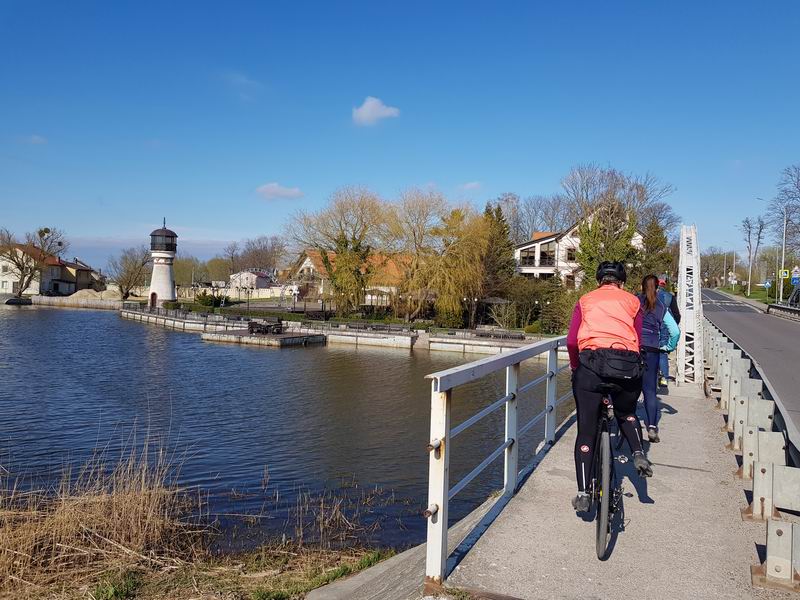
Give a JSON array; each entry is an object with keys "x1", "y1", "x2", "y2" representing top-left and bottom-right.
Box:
[{"x1": 0, "y1": 445, "x2": 394, "y2": 599}]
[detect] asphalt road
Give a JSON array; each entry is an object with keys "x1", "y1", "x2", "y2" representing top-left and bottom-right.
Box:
[{"x1": 703, "y1": 288, "x2": 800, "y2": 442}]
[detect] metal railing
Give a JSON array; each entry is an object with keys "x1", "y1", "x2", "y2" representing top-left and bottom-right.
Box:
[{"x1": 423, "y1": 336, "x2": 571, "y2": 589}]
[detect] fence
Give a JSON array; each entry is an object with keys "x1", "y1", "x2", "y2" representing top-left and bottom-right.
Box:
[{"x1": 423, "y1": 336, "x2": 571, "y2": 591}]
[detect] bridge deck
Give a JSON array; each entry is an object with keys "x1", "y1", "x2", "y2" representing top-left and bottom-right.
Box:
[{"x1": 446, "y1": 380, "x2": 787, "y2": 599}]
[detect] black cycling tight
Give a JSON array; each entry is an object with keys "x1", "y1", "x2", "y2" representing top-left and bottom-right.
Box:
[{"x1": 572, "y1": 364, "x2": 644, "y2": 492}]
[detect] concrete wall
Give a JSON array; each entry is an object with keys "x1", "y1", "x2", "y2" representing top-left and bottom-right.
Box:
[
  {"x1": 286, "y1": 323, "x2": 414, "y2": 349},
  {"x1": 32, "y1": 296, "x2": 122, "y2": 310},
  {"x1": 120, "y1": 309, "x2": 247, "y2": 333},
  {"x1": 427, "y1": 335, "x2": 570, "y2": 358}
]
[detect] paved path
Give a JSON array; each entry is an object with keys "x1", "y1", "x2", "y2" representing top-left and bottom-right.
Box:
[
  {"x1": 703, "y1": 288, "x2": 800, "y2": 444},
  {"x1": 445, "y1": 380, "x2": 790, "y2": 599}
]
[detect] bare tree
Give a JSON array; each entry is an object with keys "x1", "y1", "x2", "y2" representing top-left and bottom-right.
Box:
[
  {"x1": 0, "y1": 227, "x2": 69, "y2": 296},
  {"x1": 741, "y1": 216, "x2": 766, "y2": 296},
  {"x1": 539, "y1": 194, "x2": 574, "y2": 231},
  {"x1": 287, "y1": 185, "x2": 383, "y2": 250},
  {"x1": 519, "y1": 195, "x2": 544, "y2": 239},
  {"x1": 106, "y1": 246, "x2": 151, "y2": 300},
  {"x1": 239, "y1": 236, "x2": 286, "y2": 272},
  {"x1": 767, "y1": 165, "x2": 800, "y2": 252},
  {"x1": 222, "y1": 241, "x2": 240, "y2": 274},
  {"x1": 559, "y1": 164, "x2": 679, "y2": 236}
]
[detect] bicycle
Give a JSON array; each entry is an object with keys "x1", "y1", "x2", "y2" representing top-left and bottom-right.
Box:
[{"x1": 590, "y1": 385, "x2": 625, "y2": 560}]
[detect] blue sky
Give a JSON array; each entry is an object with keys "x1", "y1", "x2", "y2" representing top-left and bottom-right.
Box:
[{"x1": 1, "y1": 1, "x2": 799, "y2": 267}]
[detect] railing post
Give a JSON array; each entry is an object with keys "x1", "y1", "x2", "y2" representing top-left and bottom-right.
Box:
[
  {"x1": 424, "y1": 383, "x2": 451, "y2": 592},
  {"x1": 544, "y1": 346, "x2": 558, "y2": 444},
  {"x1": 504, "y1": 362, "x2": 520, "y2": 496}
]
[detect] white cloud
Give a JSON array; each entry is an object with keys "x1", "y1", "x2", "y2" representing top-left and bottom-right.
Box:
[
  {"x1": 458, "y1": 181, "x2": 481, "y2": 191},
  {"x1": 222, "y1": 70, "x2": 263, "y2": 101},
  {"x1": 352, "y1": 96, "x2": 400, "y2": 126},
  {"x1": 24, "y1": 134, "x2": 47, "y2": 145},
  {"x1": 256, "y1": 182, "x2": 304, "y2": 201}
]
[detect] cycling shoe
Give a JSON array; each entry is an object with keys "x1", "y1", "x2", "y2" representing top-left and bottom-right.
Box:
[
  {"x1": 633, "y1": 451, "x2": 653, "y2": 477},
  {"x1": 571, "y1": 492, "x2": 591, "y2": 512}
]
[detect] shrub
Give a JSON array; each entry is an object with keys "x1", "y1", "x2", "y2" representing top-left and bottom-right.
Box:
[
  {"x1": 195, "y1": 291, "x2": 229, "y2": 307},
  {"x1": 161, "y1": 301, "x2": 180, "y2": 310},
  {"x1": 524, "y1": 321, "x2": 541, "y2": 334}
]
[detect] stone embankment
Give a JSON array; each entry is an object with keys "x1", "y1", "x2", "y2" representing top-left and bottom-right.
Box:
[{"x1": 32, "y1": 295, "x2": 122, "y2": 310}]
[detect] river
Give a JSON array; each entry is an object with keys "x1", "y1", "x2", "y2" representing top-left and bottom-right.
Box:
[{"x1": 0, "y1": 305, "x2": 572, "y2": 550}]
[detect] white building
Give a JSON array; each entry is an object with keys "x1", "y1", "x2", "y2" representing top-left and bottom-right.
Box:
[
  {"x1": 514, "y1": 219, "x2": 643, "y2": 288},
  {"x1": 0, "y1": 245, "x2": 79, "y2": 296},
  {"x1": 229, "y1": 269, "x2": 275, "y2": 290},
  {"x1": 148, "y1": 225, "x2": 177, "y2": 308}
]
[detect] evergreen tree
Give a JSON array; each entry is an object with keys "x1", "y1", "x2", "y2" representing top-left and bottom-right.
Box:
[
  {"x1": 639, "y1": 218, "x2": 672, "y2": 278},
  {"x1": 576, "y1": 201, "x2": 639, "y2": 289},
  {"x1": 482, "y1": 203, "x2": 517, "y2": 297}
]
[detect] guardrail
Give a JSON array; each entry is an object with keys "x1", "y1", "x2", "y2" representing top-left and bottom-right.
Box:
[
  {"x1": 766, "y1": 302, "x2": 800, "y2": 322},
  {"x1": 704, "y1": 318, "x2": 800, "y2": 592},
  {"x1": 423, "y1": 336, "x2": 571, "y2": 591}
]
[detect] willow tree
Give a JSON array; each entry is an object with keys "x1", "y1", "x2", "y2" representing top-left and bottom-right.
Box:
[
  {"x1": 382, "y1": 188, "x2": 447, "y2": 320},
  {"x1": 423, "y1": 208, "x2": 490, "y2": 327}
]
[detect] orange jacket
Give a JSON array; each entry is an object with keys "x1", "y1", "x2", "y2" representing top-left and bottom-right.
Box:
[{"x1": 576, "y1": 285, "x2": 641, "y2": 352}]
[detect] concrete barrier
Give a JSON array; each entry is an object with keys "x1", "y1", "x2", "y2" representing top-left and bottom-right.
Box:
[
  {"x1": 738, "y1": 429, "x2": 787, "y2": 480},
  {"x1": 743, "y1": 462, "x2": 800, "y2": 521},
  {"x1": 751, "y1": 520, "x2": 800, "y2": 591}
]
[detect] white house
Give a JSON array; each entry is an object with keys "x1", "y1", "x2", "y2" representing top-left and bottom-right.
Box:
[
  {"x1": 0, "y1": 246, "x2": 77, "y2": 296},
  {"x1": 229, "y1": 269, "x2": 275, "y2": 290},
  {"x1": 515, "y1": 219, "x2": 643, "y2": 288}
]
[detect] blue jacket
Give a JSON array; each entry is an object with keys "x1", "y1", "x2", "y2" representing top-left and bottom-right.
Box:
[
  {"x1": 638, "y1": 296, "x2": 667, "y2": 350},
  {"x1": 660, "y1": 312, "x2": 680, "y2": 353}
]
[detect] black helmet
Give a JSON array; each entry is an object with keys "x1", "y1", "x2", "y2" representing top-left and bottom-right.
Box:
[{"x1": 596, "y1": 261, "x2": 627, "y2": 283}]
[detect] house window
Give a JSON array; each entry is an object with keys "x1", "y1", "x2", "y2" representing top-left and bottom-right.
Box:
[
  {"x1": 1, "y1": 280, "x2": 6, "y2": 289},
  {"x1": 1, "y1": 265, "x2": 7, "y2": 273},
  {"x1": 566, "y1": 248, "x2": 577, "y2": 262}
]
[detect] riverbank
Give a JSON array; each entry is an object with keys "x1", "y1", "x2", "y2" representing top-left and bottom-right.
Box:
[{"x1": 0, "y1": 442, "x2": 395, "y2": 600}]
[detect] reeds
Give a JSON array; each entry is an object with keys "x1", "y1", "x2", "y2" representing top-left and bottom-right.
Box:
[{"x1": 0, "y1": 441, "x2": 201, "y2": 595}]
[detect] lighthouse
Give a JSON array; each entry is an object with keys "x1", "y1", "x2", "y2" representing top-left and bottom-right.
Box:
[{"x1": 148, "y1": 220, "x2": 177, "y2": 308}]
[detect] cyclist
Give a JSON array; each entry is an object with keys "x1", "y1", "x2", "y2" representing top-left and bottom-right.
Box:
[
  {"x1": 567, "y1": 261, "x2": 652, "y2": 513},
  {"x1": 639, "y1": 275, "x2": 680, "y2": 443},
  {"x1": 656, "y1": 277, "x2": 681, "y2": 387}
]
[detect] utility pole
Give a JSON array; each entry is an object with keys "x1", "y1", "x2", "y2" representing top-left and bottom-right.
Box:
[
  {"x1": 780, "y1": 206, "x2": 788, "y2": 303},
  {"x1": 732, "y1": 251, "x2": 736, "y2": 291},
  {"x1": 723, "y1": 252, "x2": 727, "y2": 289}
]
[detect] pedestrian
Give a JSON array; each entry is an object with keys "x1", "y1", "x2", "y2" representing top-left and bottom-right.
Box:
[
  {"x1": 656, "y1": 277, "x2": 681, "y2": 386},
  {"x1": 639, "y1": 275, "x2": 679, "y2": 443}
]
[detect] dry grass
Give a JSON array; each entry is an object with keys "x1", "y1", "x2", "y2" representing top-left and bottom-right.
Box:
[
  {"x1": 0, "y1": 443, "x2": 201, "y2": 597},
  {"x1": 0, "y1": 446, "x2": 396, "y2": 599}
]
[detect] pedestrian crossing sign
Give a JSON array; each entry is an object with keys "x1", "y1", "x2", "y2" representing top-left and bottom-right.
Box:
[{"x1": 780, "y1": 269, "x2": 790, "y2": 279}]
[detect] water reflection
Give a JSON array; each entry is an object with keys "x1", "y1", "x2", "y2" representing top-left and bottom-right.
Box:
[{"x1": 0, "y1": 306, "x2": 572, "y2": 548}]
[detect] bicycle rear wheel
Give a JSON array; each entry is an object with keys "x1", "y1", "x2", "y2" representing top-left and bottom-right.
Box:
[{"x1": 595, "y1": 430, "x2": 611, "y2": 559}]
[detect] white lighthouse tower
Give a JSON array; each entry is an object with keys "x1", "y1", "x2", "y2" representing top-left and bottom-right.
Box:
[{"x1": 148, "y1": 220, "x2": 177, "y2": 308}]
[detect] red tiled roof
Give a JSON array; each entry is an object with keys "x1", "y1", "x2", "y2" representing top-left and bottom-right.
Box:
[
  {"x1": 530, "y1": 231, "x2": 558, "y2": 242},
  {"x1": 13, "y1": 244, "x2": 62, "y2": 266},
  {"x1": 299, "y1": 249, "x2": 407, "y2": 287}
]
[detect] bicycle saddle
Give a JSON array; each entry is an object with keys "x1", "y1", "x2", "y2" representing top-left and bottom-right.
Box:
[{"x1": 595, "y1": 382, "x2": 621, "y2": 395}]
